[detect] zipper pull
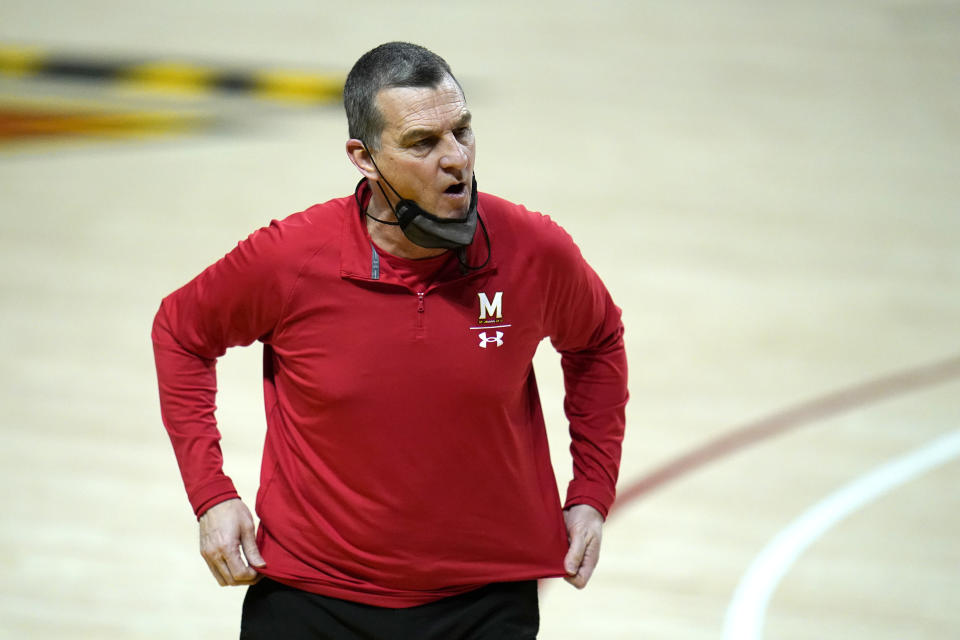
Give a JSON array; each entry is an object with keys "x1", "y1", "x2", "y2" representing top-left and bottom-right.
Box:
[{"x1": 417, "y1": 291, "x2": 425, "y2": 313}]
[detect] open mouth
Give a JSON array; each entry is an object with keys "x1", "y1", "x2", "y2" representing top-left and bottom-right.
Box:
[{"x1": 444, "y1": 183, "x2": 466, "y2": 195}]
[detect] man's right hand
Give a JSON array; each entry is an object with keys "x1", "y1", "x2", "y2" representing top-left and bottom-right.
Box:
[{"x1": 198, "y1": 498, "x2": 266, "y2": 586}]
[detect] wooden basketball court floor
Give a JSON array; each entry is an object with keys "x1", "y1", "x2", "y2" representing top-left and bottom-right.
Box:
[{"x1": 1, "y1": 1, "x2": 957, "y2": 638}]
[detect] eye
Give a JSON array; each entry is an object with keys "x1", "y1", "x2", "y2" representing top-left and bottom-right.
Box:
[
  {"x1": 454, "y1": 127, "x2": 473, "y2": 142},
  {"x1": 411, "y1": 137, "x2": 436, "y2": 150}
]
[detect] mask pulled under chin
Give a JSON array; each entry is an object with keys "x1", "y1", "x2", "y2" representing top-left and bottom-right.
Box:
[{"x1": 391, "y1": 175, "x2": 479, "y2": 249}]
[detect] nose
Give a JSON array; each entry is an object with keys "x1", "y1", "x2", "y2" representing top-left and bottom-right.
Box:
[{"x1": 438, "y1": 132, "x2": 470, "y2": 173}]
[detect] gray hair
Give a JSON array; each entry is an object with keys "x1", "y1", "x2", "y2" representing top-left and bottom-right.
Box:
[{"x1": 343, "y1": 42, "x2": 463, "y2": 150}]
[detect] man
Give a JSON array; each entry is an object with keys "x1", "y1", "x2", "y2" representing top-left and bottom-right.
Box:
[{"x1": 153, "y1": 42, "x2": 627, "y2": 639}]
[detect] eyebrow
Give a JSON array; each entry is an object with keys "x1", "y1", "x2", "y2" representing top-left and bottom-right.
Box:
[{"x1": 398, "y1": 111, "x2": 472, "y2": 146}]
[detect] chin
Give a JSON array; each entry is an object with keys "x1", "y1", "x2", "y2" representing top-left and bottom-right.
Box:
[{"x1": 434, "y1": 201, "x2": 468, "y2": 220}]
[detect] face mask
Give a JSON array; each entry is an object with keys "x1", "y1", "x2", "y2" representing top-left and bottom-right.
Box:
[{"x1": 361, "y1": 143, "x2": 479, "y2": 250}]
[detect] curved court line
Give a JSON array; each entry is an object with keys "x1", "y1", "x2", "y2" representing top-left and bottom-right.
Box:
[
  {"x1": 611, "y1": 354, "x2": 960, "y2": 513},
  {"x1": 722, "y1": 428, "x2": 960, "y2": 640}
]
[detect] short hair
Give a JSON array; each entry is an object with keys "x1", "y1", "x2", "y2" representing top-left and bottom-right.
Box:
[{"x1": 343, "y1": 42, "x2": 463, "y2": 150}]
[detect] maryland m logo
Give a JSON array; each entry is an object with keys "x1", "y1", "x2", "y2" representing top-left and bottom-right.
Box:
[{"x1": 478, "y1": 291, "x2": 503, "y2": 321}]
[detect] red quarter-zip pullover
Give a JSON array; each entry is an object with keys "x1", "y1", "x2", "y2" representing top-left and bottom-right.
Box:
[{"x1": 152, "y1": 183, "x2": 628, "y2": 607}]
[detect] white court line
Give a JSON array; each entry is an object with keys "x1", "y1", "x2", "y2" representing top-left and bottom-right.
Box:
[{"x1": 723, "y1": 428, "x2": 960, "y2": 640}]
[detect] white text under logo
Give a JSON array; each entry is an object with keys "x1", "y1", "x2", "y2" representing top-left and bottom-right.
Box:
[{"x1": 478, "y1": 331, "x2": 504, "y2": 348}]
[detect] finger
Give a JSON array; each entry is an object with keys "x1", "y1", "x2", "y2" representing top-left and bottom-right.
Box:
[
  {"x1": 563, "y1": 572, "x2": 587, "y2": 589},
  {"x1": 204, "y1": 540, "x2": 253, "y2": 586},
  {"x1": 203, "y1": 555, "x2": 228, "y2": 587},
  {"x1": 223, "y1": 547, "x2": 258, "y2": 584},
  {"x1": 577, "y1": 546, "x2": 598, "y2": 585},
  {"x1": 201, "y1": 540, "x2": 231, "y2": 586},
  {"x1": 564, "y1": 532, "x2": 586, "y2": 576},
  {"x1": 562, "y1": 556, "x2": 592, "y2": 589},
  {"x1": 240, "y1": 523, "x2": 266, "y2": 569},
  {"x1": 202, "y1": 536, "x2": 241, "y2": 585},
  {"x1": 564, "y1": 537, "x2": 599, "y2": 589}
]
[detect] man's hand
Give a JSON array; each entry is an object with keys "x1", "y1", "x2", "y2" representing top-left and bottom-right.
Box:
[
  {"x1": 198, "y1": 498, "x2": 266, "y2": 586},
  {"x1": 562, "y1": 504, "x2": 604, "y2": 589}
]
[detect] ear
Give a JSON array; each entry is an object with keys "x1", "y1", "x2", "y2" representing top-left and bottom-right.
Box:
[{"x1": 346, "y1": 139, "x2": 378, "y2": 180}]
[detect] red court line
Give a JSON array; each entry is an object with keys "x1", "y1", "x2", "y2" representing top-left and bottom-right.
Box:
[{"x1": 610, "y1": 353, "x2": 960, "y2": 515}]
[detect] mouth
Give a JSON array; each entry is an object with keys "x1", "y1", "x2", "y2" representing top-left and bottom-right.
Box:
[{"x1": 443, "y1": 182, "x2": 467, "y2": 196}]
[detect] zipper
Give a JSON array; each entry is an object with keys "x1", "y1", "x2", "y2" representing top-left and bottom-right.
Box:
[
  {"x1": 415, "y1": 291, "x2": 425, "y2": 337},
  {"x1": 411, "y1": 268, "x2": 493, "y2": 340}
]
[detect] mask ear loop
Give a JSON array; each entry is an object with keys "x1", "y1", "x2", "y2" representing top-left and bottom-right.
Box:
[
  {"x1": 361, "y1": 142, "x2": 415, "y2": 227},
  {"x1": 456, "y1": 213, "x2": 490, "y2": 271},
  {"x1": 355, "y1": 176, "x2": 399, "y2": 226}
]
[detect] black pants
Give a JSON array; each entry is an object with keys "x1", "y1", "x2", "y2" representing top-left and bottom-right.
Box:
[{"x1": 239, "y1": 578, "x2": 539, "y2": 640}]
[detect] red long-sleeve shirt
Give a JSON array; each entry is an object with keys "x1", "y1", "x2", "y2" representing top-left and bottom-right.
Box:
[{"x1": 152, "y1": 183, "x2": 628, "y2": 607}]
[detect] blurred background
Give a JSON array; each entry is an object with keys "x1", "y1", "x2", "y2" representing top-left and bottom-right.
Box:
[{"x1": 1, "y1": 1, "x2": 958, "y2": 638}]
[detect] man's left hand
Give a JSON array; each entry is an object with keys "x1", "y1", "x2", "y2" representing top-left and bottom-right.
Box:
[{"x1": 562, "y1": 503, "x2": 604, "y2": 589}]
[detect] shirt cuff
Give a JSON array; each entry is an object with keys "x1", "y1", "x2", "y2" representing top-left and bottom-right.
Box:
[
  {"x1": 190, "y1": 478, "x2": 241, "y2": 518},
  {"x1": 564, "y1": 479, "x2": 615, "y2": 519}
]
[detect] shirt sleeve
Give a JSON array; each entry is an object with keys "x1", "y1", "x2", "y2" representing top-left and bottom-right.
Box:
[
  {"x1": 542, "y1": 221, "x2": 628, "y2": 519},
  {"x1": 151, "y1": 220, "x2": 297, "y2": 518}
]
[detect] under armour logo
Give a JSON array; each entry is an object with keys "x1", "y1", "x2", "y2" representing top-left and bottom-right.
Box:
[{"x1": 478, "y1": 331, "x2": 504, "y2": 348}]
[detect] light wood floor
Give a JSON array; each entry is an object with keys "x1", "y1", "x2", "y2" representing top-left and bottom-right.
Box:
[{"x1": 1, "y1": 1, "x2": 958, "y2": 638}]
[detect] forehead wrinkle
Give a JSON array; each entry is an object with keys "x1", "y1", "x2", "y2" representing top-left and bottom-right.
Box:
[
  {"x1": 397, "y1": 109, "x2": 472, "y2": 145},
  {"x1": 378, "y1": 81, "x2": 469, "y2": 145}
]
